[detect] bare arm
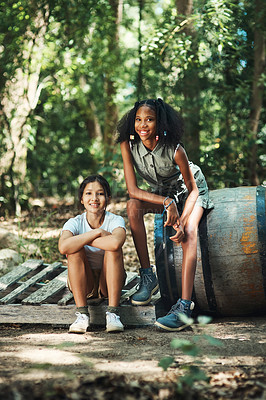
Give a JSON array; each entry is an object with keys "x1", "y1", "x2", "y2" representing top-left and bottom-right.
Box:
[
  {"x1": 90, "y1": 227, "x2": 126, "y2": 251},
  {"x1": 120, "y1": 141, "x2": 179, "y2": 225},
  {"x1": 121, "y1": 142, "x2": 167, "y2": 204},
  {"x1": 58, "y1": 227, "x2": 126, "y2": 255},
  {"x1": 58, "y1": 229, "x2": 102, "y2": 255}
]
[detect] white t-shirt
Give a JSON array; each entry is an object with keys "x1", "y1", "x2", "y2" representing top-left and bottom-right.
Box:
[{"x1": 62, "y1": 211, "x2": 126, "y2": 270}]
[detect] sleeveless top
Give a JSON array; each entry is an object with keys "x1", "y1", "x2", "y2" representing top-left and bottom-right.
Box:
[{"x1": 130, "y1": 140, "x2": 213, "y2": 210}]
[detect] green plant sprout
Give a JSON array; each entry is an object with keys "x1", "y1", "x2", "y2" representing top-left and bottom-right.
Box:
[{"x1": 158, "y1": 315, "x2": 223, "y2": 393}]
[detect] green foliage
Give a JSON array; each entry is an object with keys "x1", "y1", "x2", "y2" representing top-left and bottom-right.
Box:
[
  {"x1": 138, "y1": 0, "x2": 266, "y2": 187},
  {"x1": 171, "y1": 338, "x2": 201, "y2": 357},
  {"x1": 158, "y1": 356, "x2": 175, "y2": 372},
  {"x1": 159, "y1": 315, "x2": 224, "y2": 394},
  {"x1": 0, "y1": 0, "x2": 39, "y2": 88},
  {"x1": 0, "y1": 0, "x2": 265, "y2": 214},
  {"x1": 177, "y1": 365, "x2": 209, "y2": 392}
]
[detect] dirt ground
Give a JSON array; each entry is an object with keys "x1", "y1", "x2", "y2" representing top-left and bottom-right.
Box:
[
  {"x1": 0, "y1": 202, "x2": 266, "y2": 399},
  {"x1": 0, "y1": 316, "x2": 265, "y2": 399}
]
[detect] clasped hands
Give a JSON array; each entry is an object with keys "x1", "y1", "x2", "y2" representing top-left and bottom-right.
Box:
[{"x1": 164, "y1": 200, "x2": 185, "y2": 243}]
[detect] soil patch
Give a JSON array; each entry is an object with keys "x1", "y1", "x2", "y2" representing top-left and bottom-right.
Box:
[
  {"x1": 0, "y1": 203, "x2": 266, "y2": 399},
  {"x1": 0, "y1": 317, "x2": 265, "y2": 399}
]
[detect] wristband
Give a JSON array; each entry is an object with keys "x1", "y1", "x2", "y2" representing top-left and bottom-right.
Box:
[
  {"x1": 163, "y1": 197, "x2": 169, "y2": 207},
  {"x1": 165, "y1": 199, "x2": 174, "y2": 210},
  {"x1": 163, "y1": 197, "x2": 174, "y2": 215}
]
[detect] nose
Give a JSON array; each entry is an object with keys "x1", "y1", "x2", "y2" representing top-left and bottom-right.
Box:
[{"x1": 140, "y1": 120, "x2": 147, "y2": 128}]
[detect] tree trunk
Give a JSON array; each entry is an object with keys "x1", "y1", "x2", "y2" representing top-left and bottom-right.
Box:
[
  {"x1": 79, "y1": 75, "x2": 102, "y2": 139},
  {"x1": 0, "y1": 8, "x2": 49, "y2": 214},
  {"x1": 137, "y1": 0, "x2": 144, "y2": 100},
  {"x1": 248, "y1": 0, "x2": 265, "y2": 185},
  {"x1": 175, "y1": 0, "x2": 200, "y2": 164},
  {"x1": 103, "y1": 0, "x2": 122, "y2": 160},
  {"x1": 175, "y1": 0, "x2": 193, "y2": 16}
]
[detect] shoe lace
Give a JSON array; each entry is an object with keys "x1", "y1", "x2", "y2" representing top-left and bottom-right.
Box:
[
  {"x1": 138, "y1": 273, "x2": 153, "y2": 288},
  {"x1": 167, "y1": 302, "x2": 184, "y2": 317},
  {"x1": 75, "y1": 312, "x2": 88, "y2": 322},
  {"x1": 107, "y1": 312, "x2": 121, "y2": 322}
]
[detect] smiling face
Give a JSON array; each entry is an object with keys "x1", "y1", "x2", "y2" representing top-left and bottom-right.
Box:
[
  {"x1": 81, "y1": 180, "x2": 108, "y2": 216},
  {"x1": 134, "y1": 105, "x2": 157, "y2": 148}
]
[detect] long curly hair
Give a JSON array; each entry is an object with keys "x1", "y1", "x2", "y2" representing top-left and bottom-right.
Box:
[{"x1": 116, "y1": 98, "x2": 184, "y2": 147}]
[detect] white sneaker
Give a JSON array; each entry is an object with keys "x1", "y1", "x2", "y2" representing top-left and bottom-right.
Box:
[
  {"x1": 106, "y1": 312, "x2": 124, "y2": 333},
  {"x1": 69, "y1": 312, "x2": 89, "y2": 334}
]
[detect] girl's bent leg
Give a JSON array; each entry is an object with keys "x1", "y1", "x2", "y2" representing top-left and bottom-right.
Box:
[
  {"x1": 181, "y1": 206, "x2": 204, "y2": 300},
  {"x1": 154, "y1": 207, "x2": 204, "y2": 332},
  {"x1": 127, "y1": 199, "x2": 150, "y2": 268},
  {"x1": 127, "y1": 199, "x2": 163, "y2": 269},
  {"x1": 100, "y1": 249, "x2": 125, "y2": 307},
  {"x1": 67, "y1": 249, "x2": 94, "y2": 307},
  {"x1": 127, "y1": 199, "x2": 162, "y2": 306}
]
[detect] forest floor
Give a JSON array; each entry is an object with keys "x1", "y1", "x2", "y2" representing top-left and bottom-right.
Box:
[{"x1": 0, "y1": 199, "x2": 266, "y2": 399}]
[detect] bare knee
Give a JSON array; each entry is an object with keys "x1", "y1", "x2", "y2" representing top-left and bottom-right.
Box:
[
  {"x1": 104, "y1": 248, "x2": 123, "y2": 263},
  {"x1": 67, "y1": 248, "x2": 86, "y2": 264},
  {"x1": 184, "y1": 223, "x2": 198, "y2": 243}
]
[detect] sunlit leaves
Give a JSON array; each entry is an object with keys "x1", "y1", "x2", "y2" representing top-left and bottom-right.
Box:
[
  {"x1": 158, "y1": 356, "x2": 175, "y2": 371},
  {"x1": 171, "y1": 339, "x2": 201, "y2": 356},
  {"x1": 1, "y1": 0, "x2": 265, "y2": 212}
]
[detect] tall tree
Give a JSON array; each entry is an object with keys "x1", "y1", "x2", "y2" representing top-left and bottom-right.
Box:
[
  {"x1": 103, "y1": 0, "x2": 122, "y2": 160},
  {"x1": 0, "y1": 1, "x2": 95, "y2": 213},
  {"x1": 0, "y1": 3, "x2": 50, "y2": 214},
  {"x1": 1, "y1": 0, "x2": 265, "y2": 217},
  {"x1": 175, "y1": 0, "x2": 200, "y2": 164},
  {"x1": 137, "y1": 0, "x2": 144, "y2": 100},
  {"x1": 248, "y1": 0, "x2": 265, "y2": 185}
]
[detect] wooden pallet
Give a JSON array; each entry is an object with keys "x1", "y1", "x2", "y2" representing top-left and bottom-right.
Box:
[{"x1": 0, "y1": 259, "x2": 160, "y2": 326}]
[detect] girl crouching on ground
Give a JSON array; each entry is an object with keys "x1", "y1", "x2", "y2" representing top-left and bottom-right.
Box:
[{"x1": 58, "y1": 175, "x2": 126, "y2": 334}]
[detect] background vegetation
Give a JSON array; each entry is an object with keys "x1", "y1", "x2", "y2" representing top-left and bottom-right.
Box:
[{"x1": 0, "y1": 0, "x2": 265, "y2": 215}]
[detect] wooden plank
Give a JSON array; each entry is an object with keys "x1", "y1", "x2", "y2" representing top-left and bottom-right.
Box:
[
  {"x1": 57, "y1": 291, "x2": 73, "y2": 306},
  {"x1": 120, "y1": 285, "x2": 139, "y2": 303},
  {"x1": 120, "y1": 283, "x2": 161, "y2": 305},
  {"x1": 124, "y1": 271, "x2": 139, "y2": 287},
  {"x1": 0, "y1": 304, "x2": 156, "y2": 326},
  {"x1": 0, "y1": 304, "x2": 75, "y2": 324},
  {"x1": 0, "y1": 259, "x2": 43, "y2": 291},
  {"x1": 120, "y1": 287, "x2": 161, "y2": 304},
  {"x1": 0, "y1": 258, "x2": 160, "y2": 317},
  {"x1": 151, "y1": 290, "x2": 161, "y2": 303},
  {"x1": 22, "y1": 268, "x2": 67, "y2": 305},
  {"x1": 120, "y1": 273, "x2": 139, "y2": 304},
  {"x1": 89, "y1": 303, "x2": 156, "y2": 326},
  {"x1": 0, "y1": 262, "x2": 62, "y2": 304}
]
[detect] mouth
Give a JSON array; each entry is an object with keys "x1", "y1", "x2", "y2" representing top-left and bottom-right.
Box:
[
  {"x1": 90, "y1": 203, "x2": 99, "y2": 208},
  {"x1": 138, "y1": 130, "x2": 149, "y2": 136}
]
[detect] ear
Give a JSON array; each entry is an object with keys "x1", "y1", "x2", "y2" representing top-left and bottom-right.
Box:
[{"x1": 106, "y1": 196, "x2": 111, "y2": 205}]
